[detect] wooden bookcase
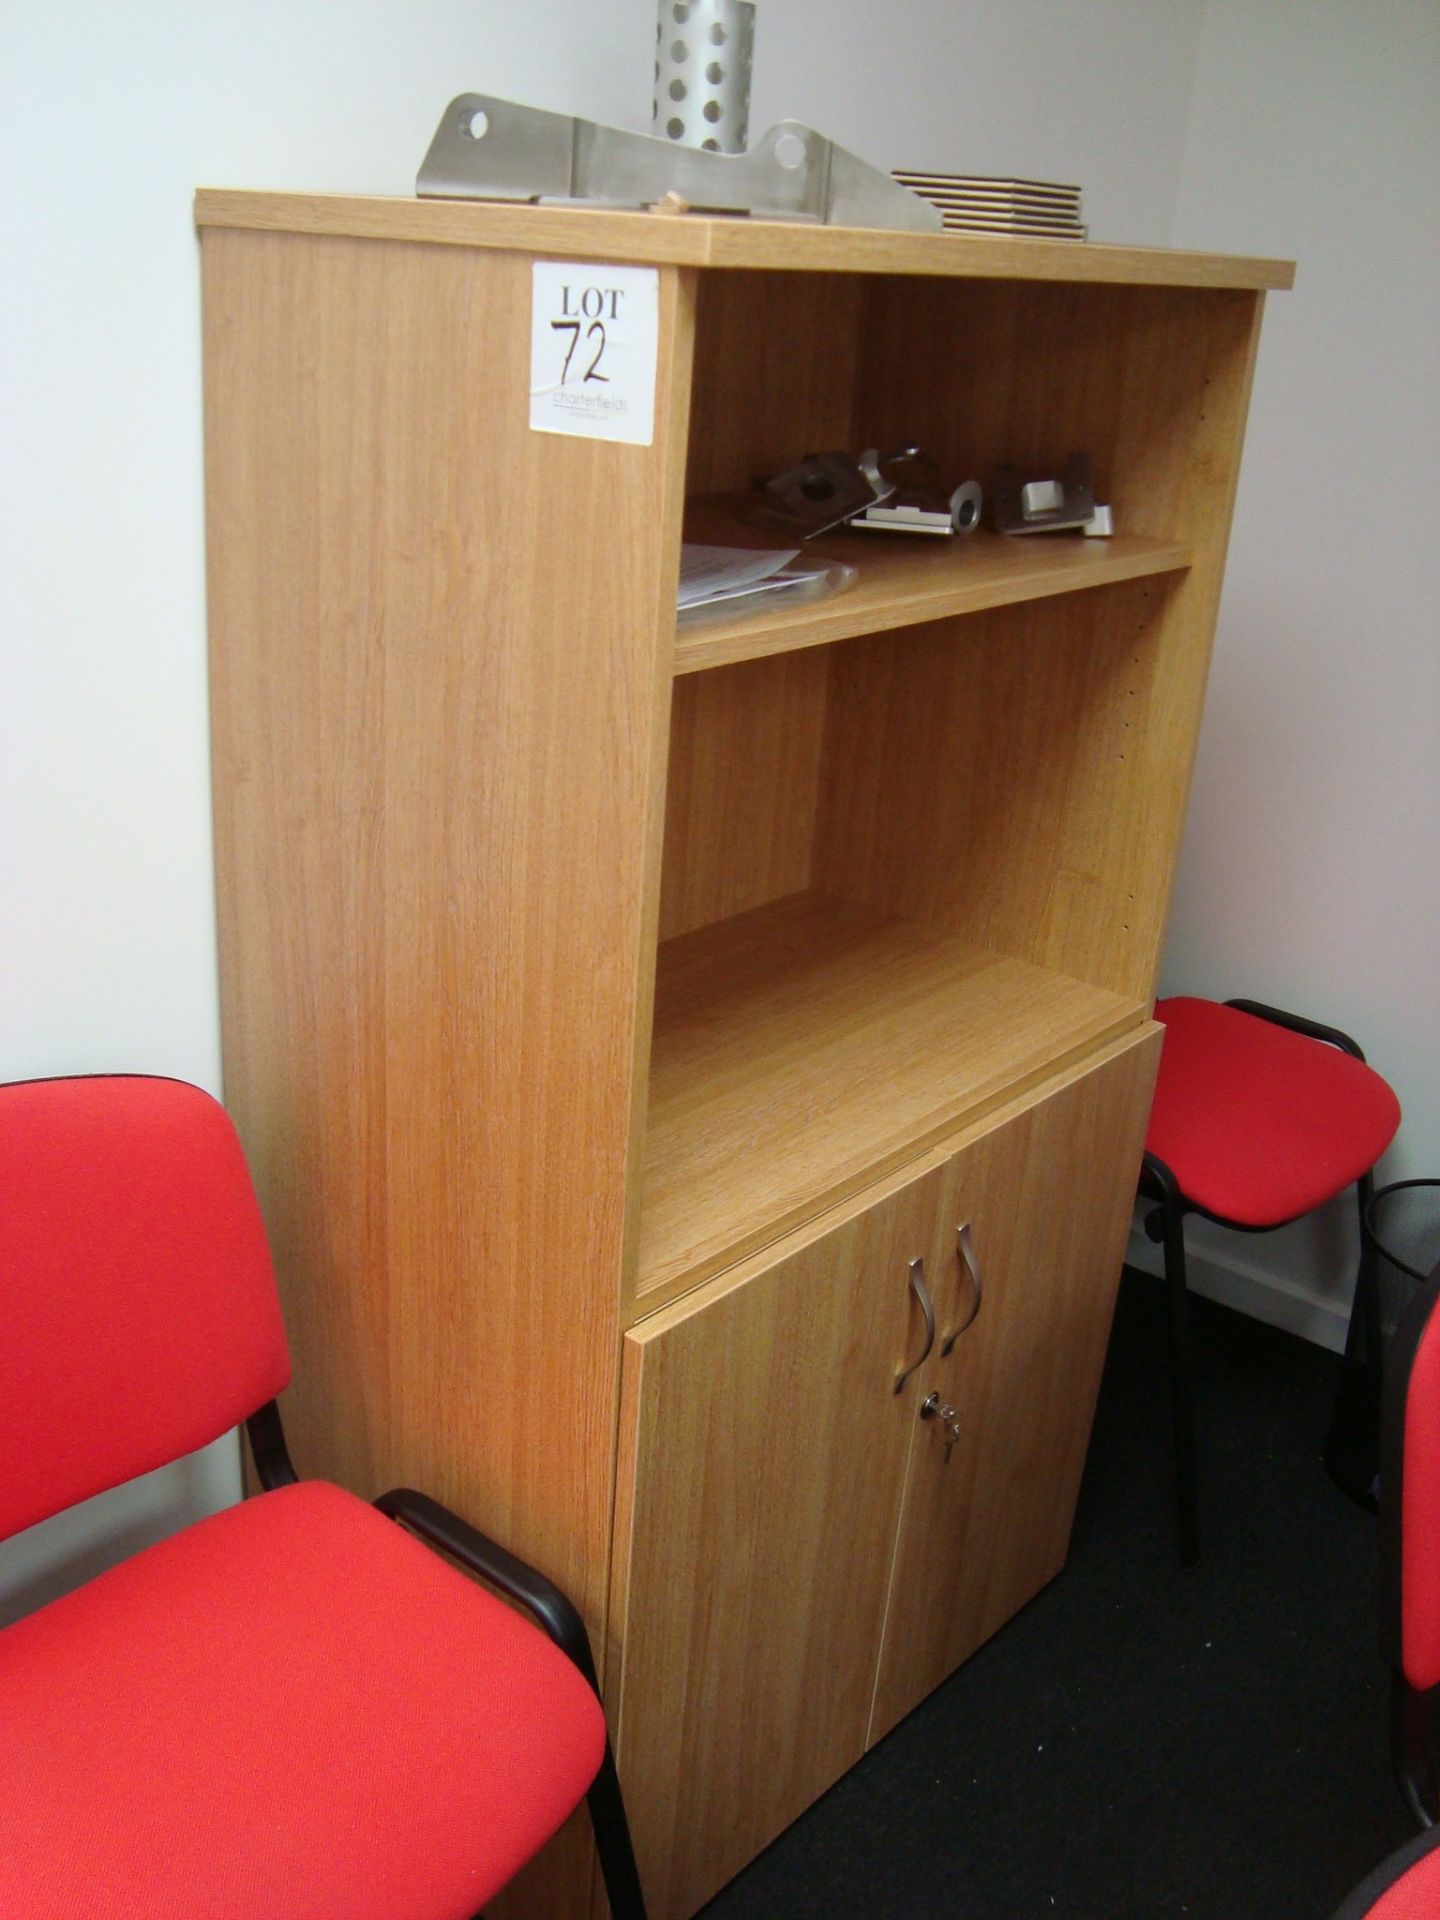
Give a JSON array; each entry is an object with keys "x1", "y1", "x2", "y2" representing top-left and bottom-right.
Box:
[{"x1": 196, "y1": 192, "x2": 1290, "y2": 1919}]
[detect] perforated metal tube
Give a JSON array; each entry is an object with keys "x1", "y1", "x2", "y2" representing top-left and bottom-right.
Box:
[{"x1": 653, "y1": 0, "x2": 755, "y2": 155}]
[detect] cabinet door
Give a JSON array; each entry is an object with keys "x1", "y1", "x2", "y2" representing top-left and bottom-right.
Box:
[
  {"x1": 868, "y1": 1030, "x2": 1160, "y2": 1744},
  {"x1": 612, "y1": 1160, "x2": 948, "y2": 1920}
]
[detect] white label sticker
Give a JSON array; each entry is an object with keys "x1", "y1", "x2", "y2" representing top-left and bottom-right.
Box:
[{"x1": 530, "y1": 262, "x2": 660, "y2": 445}]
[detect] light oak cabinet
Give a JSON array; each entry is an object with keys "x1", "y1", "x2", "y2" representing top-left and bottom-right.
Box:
[
  {"x1": 612, "y1": 1033, "x2": 1156, "y2": 1918},
  {"x1": 197, "y1": 192, "x2": 1289, "y2": 1919}
]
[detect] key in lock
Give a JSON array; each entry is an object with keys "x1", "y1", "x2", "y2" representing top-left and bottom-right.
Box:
[{"x1": 920, "y1": 1390, "x2": 962, "y2": 1463}]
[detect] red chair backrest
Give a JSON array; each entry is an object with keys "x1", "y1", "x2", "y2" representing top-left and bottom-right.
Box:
[
  {"x1": 1381, "y1": 1257, "x2": 1440, "y2": 1691},
  {"x1": 0, "y1": 1075, "x2": 291, "y2": 1542}
]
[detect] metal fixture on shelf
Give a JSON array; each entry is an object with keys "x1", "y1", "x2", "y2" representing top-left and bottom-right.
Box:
[
  {"x1": 755, "y1": 450, "x2": 892, "y2": 539},
  {"x1": 990, "y1": 453, "x2": 1096, "y2": 535},
  {"x1": 417, "y1": 92, "x2": 941, "y2": 232}
]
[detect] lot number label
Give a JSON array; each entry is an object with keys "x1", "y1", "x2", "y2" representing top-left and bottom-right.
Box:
[{"x1": 530, "y1": 262, "x2": 660, "y2": 445}]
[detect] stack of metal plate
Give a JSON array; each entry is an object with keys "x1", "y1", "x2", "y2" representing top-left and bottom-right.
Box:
[{"x1": 891, "y1": 172, "x2": 1085, "y2": 240}]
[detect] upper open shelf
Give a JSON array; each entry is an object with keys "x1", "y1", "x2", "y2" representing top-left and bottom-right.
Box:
[{"x1": 675, "y1": 503, "x2": 1192, "y2": 673}]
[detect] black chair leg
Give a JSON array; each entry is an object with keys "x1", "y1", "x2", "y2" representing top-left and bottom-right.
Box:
[
  {"x1": 1393, "y1": 1670, "x2": 1439, "y2": 1829},
  {"x1": 587, "y1": 1740, "x2": 649, "y2": 1920},
  {"x1": 1325, "y1": 1172, "x2": 1386, "y2": 1510},
  {"x1": 1158, "y1": 1202, "x2": 1201, "y2": 1567},
  {"x1": 471, "y1": 1740, "x2": 648, "y2": 1920}
]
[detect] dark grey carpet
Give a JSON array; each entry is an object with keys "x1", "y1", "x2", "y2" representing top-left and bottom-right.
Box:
[{"x1": 696, "y1": 1272, "x2": 1418, "y2": 1920}]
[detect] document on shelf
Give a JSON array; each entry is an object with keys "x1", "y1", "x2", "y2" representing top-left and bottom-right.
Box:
[{"x1": 677, "y1": 544, "x2": 802, "y2": 612}]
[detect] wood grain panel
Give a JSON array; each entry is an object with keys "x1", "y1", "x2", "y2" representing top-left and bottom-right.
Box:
[
  {"x1": 203, "y1": 228, "x2": 691, "y2": 1920},
  {"x1": 868, "y1": 1025, "x2": 1160, "y2": 1742},
  {"x1": 814, "y1": 282, "x2": 1266, "y2": 1005},
  {"x1": 673, "y1": 514, "x2": 1191, "y2": 673},
  {"x1": 196, "y1": 191, "x2": 1294, "y2": 290},
  {"x1": 859, "y1": 278, "x2": 1248, "y2": 527},
  {"x1": 199, "y1": 194, "x2": 1282, "y2": 1920},
  {"x1": 658, "y1": 650, "x2": 829, "y2": 940},
  {"x1": 815, "y1": 581, "x2": 1178, "y2": 1000},
  {"x1": 613, "y1": 1161, "x2": 946, "y2": 1920},
  {"x1": 684, "y1": 271, "x2": 867, "y2": 495},
  {"x1": 637, "y1": 892, "x2": 1143, "y2": 1308}
]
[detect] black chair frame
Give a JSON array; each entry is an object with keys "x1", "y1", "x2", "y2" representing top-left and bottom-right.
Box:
[
  {"x1": 1138, "y1": 998, "x2": 1382, "y2": 1567},
  {"x1": 245, "y1": 1400, "x2": 648, "y2": 1920}
]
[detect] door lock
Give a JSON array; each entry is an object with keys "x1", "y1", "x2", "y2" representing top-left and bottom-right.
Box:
[{"x1": 920, "y1": 1390, "x2": 962, "y2": 1463}]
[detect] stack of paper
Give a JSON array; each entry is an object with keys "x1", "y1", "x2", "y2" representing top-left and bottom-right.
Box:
[
  {"x1": 677, "y1": 545, "x2": 855, "y2": 628},
  {"x1": 677, "y1": 545, "x2": 802, "y2": 615},
  {"x1": 892, "y1": 173, "x2": 1085, "y2": 241}
]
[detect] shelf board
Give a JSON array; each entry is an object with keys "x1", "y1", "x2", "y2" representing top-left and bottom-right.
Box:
[
  {"x1": 674, "y1": 511, "x2": 1192, "y2": 674},
  {"x1": 195, "y1": 194, "x2": 1295, "y2": 293},
  {"x1": 635, "y1": 892, "x2": 1145, "y2": 1307}
]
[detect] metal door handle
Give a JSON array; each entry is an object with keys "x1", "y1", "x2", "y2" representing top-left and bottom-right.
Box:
[
  {"x1": 939, "y1": 1222, "x2": 984, "y2": 1357},
  {"x1": 893, "y1": 1256, "x2": 935, "y2": 1394}
]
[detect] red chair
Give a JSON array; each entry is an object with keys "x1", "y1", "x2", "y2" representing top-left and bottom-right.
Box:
[
  {"x1": 0, "y1": 1074, "x2": 648, "y2": 1920},
  {"x1": 1380, "y1": 1254, "x2": 1440, "y2": 1828},
  {"x1": 1139, "y1": 997, "x2": 1401, "y2": 1564},
  {"x1": 1326, "y1": 1260, "x2": 1440, "y2": 1916},
  {"x1": 1330, "y1": 1825, "x2": 1440, "y2": 1920}
]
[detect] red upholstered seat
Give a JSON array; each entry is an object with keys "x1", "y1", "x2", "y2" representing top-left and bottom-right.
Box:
[
  {"x1": 1399, "y1": 1271, "x2": 1440, "y2": 1696},
  {"x1": 1146, "y1": 996, "x2": 1401, "y2": 1228},
  {"x1": 1139, "y1": 996, "x2": 1402, "y2": 1563},
  {"x1": 0, "y1": 1073, "x2": 291, "y2": 1542},
  {"x1": 1332, "y1": 1825, "x2": 1440, "y2": 1920},
  {"x1": 1361, "y1": 1842, "x2": 1440, "y2": 1920},
  {"x1": 0, "y1": 1074, "x2": 646, "y2": 1917},
  {"x1": 1371, "y1": 1849, "x2": 1440, "y2": 1920},
  {"x1": 1382, "y1": 1262, "x2": 1440, "y2": 1825},
  {"x1": 0, "y1": 1480, "x2": 606, "y2": 1920}
]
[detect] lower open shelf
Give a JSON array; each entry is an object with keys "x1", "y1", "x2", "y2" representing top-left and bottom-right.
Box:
[{"x1": 634, "y1": 891, "x2": 1145, "y2": 1311}]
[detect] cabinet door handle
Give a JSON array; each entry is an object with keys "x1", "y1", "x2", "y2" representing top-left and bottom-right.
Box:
[
  {"x1": 893, "y1": 1256, "x2": 935, "y2": 1394},
  {"x1": 939, "y1": 1222, "x2": 984, "y2": 1357}
]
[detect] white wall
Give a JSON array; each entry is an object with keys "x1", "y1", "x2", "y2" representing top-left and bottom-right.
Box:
[
  {"x1": 4, "y1": 0, "x2": 1432, "y2": 1608},
  {"x1": 750, "y1": 0, "x2": 1206, "y2": 245},
  {"x1": 1127, "y1": 0, "x2": 1440, "y2": 1340}
]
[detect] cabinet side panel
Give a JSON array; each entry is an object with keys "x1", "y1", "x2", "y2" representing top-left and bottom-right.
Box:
[{"x1": 203, "y1": 231, "x2": 684, "y2": 1678}]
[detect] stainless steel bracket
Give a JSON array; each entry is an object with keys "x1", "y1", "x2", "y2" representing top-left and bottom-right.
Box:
[
  {"x1": 417, "y1": 93, "x2": 941, "y2": 233},
  {"x1": 991, "y1": 454, "x2": 1096, "y2": 535}
]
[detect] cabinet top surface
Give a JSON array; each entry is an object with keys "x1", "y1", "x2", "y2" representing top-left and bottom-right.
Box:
[{"x1": 194, "y1": 191, "x2": 1294, "y2": 291}]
